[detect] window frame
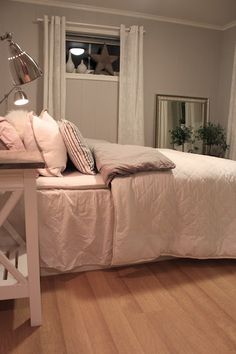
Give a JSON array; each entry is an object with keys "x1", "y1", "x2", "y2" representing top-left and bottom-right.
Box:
[{"x1": 66, "y1": 24, "x2": 120, "y2": 82}]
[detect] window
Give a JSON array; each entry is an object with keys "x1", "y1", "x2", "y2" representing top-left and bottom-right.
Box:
[{"x1": 66, "y1": 32, "x2": 120, "y2": 75}]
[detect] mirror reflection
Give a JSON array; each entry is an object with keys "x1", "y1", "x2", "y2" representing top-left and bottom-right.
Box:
[{"x1": 155, "y1": 95, "x2": 209, "y2": 152}]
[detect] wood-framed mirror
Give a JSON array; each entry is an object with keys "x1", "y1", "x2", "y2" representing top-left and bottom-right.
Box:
[{"x1": 155, "y1": 94, "x2": 209, "y2": 152}]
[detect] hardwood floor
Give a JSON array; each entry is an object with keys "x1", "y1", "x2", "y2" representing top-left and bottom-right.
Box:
[{"x1": 1, "y1": 259, "x2": 236, "y2": 354}]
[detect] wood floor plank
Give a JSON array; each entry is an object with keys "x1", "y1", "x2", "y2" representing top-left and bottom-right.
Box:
[
  {"x1": 125, "y1": 312, "x2": 171, "y2": 354},
  {"x1": 117, "y1": 266, "x2": 163, "y2": 313},
  {"x1": 196, "y1": 260, "x2": 236, "y2": 292},
  {"x1": 86, "y1": 270, "x2": 145, "y2": 354},
  {"x1": 0, "y1": 278, "x2": 67, "y2": 354},
  {"x1": 147, "y1": 310, "x2": 194, "y2": 354},
  {"x1": 0, "y1": 300, "x2": 20, "y2": 354},
  {"x1": 101, "y1": 269, "x2": 143, "y2": 315},
  {"x1": 149, "y1": 260, "x2": 236, "y2": 353},
  {"x1": 65, "y1": 272, "x2": 119, "y2": 354},
  {"x1": 53, "y1": 274, "x2": 95, "y2": 354},
  {"x1": 178, "y1": 259, "x2": 236, "y2": 318},
  {"x1": 176, "y1": 259, "x2": 236, "y2": 350},
  {"x1": 104, "y1": 269, "x2": 171, "y2": 354},
  {"x1": 1, "y1": 259, "x2": 236, "y2": 354},
  {"x1": 120, "y1": 264, "x2": 217, "y2": 354},
  {"x1": 37, "y1": 276, "x2": 67, "y2": 354},
  {"x1": 11, "y1": 298, "x2": 42, "y2": 354}
]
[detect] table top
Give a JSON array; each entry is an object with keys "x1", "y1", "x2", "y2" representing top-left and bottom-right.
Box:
[{"x1": 0, "y1": 151, "x2": 45, "y2": 170}]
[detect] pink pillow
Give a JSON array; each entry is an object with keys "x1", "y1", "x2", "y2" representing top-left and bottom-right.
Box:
[
  {"x1": 5, "y1": 110, "x2": 30, "y2": 139},
  {"x1": 0, "y1": 117, "x2": 25, "y2": 151},
  {"x1": 23, "y1": 112, "x2": 67, "y2": 176}
]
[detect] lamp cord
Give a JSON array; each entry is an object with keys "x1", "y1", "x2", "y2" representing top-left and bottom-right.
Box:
[{"x1": 0, "y1": 87, "x2": 15, "y2": 105}]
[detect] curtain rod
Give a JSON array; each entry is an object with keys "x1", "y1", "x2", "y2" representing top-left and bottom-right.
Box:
[
  {"x1": 36, "y1": 18, "x2": 145, "y2": 33},
  {"x1": 36, "y1": 18, "x2": 125, "y2": 31}
]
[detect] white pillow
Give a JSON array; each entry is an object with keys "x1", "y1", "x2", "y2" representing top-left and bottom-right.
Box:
[
  {"x1": 23, "y1": 111, "x2": 67, "y2": 177},
  {"x1": 5, "y1": 110, "x2": 30, "y2": 139}
]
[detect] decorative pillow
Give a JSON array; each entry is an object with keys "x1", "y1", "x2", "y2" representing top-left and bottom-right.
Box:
[
  {"x1": 5, "y1": 110, "x2": 30, "y2": 139},
  {"x1": 59, "y1": 120, "x2": 96, "y2": 175},
  {"x1": 0, "y1": 117, "x2": 25, "y2": 151},
  {"x1": 23, "y1": 111, "x2": 67, "y2": 177}
]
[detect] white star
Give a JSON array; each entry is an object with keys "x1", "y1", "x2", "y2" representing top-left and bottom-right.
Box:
[{"x1": 91, "y1": 45, "x2": 118, "y2": 75}]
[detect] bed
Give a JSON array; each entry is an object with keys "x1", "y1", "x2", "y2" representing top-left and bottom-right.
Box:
[
  {"x1": 4, "y1": 142, "x2": 235, "y2": 274},
  {"x1": 2, "y1": 139, "x2": 236, "y2": 274}
]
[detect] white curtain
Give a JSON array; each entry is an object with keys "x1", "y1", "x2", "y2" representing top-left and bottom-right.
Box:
[
  {"x1": 227, "y1": 44, "x2": 236, "y2": 160},
  {"x1": 158, "y1": 101, "x2": 174, "y2": 148},
  {"x1": 118, "y1": 24, "x2": 144, "y2": 145},
  {"x1": 158, "y1": 101, "x2": 168, "y2": 148},
  {"x1": 185, "y1": 103, "x2": 201, "y2": 128},
  {"x1": 43, "y1": 15, "x2": 66, "y2": 120}
]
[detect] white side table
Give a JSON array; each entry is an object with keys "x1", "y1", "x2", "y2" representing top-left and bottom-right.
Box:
[{"x1": 0, "y1": 151, "x2": 44, "y2": 326}]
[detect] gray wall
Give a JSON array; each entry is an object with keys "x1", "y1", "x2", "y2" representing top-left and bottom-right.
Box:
[{"x1": 0, "y1": 0, "x2": 234, "y2": 146}]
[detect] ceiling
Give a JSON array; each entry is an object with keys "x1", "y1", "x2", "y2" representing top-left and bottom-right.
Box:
[{"x1": 12, "y1": 0, "x2": 236, "y2": 28}]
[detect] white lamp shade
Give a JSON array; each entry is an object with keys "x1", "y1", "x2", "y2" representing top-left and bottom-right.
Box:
[
  {"x1": 70, "y1": 48, "x2": 85, "y2": 56},
  {"x1": 14, "y1": 89, "x2": 29, "y2": 106}
]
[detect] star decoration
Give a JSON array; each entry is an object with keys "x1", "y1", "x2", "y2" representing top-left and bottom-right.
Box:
[{"x1": 90, "y1": 45, "x2": 118, "y2": 75}]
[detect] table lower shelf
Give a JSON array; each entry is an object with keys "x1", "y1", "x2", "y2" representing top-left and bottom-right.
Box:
[{"x1": 0, "y1": 246, "x2": 29, "y2": 300}]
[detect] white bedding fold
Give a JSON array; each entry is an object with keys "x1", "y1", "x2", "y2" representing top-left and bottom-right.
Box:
[
  {"x1": 110, "y1": 149, "x2": 236, "y2": 265},
  {"x1": 37, "y1": 170, "x2": 107, "y2": 190}
]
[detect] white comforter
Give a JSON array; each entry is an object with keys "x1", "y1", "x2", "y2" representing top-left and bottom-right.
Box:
[
  {"x1": 3, "y1": 149, "x2": 236, "y2": 272},
  {"x1": 110, "y1": 149, "x2": 236, "y2": 265}
]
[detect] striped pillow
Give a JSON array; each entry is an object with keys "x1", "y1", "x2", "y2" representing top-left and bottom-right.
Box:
[{"x1": 59, "y1": 120, "x2": 96, "y2": 175}]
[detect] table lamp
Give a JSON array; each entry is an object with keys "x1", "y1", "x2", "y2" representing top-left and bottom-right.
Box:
[{"x1": 0, "y1": 32, "x2": 42, "y2": 107}]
